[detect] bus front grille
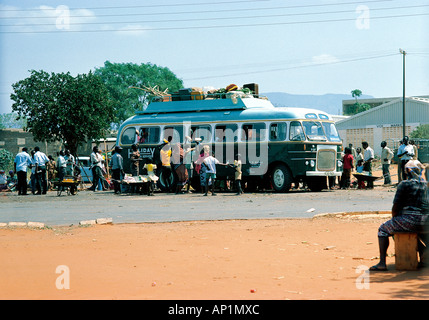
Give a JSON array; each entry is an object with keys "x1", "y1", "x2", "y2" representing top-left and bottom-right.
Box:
[{"x1": 317, "y1": 149, "x2": 336, "y2": 171}]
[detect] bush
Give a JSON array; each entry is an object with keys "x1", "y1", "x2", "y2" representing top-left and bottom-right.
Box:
[{"x1": 0, "y1": 149, "x2": 14, "y2": 172}]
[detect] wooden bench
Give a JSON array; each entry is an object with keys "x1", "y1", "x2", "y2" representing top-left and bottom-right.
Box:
[{"x1": 394, "y1": 232, "x2": 428, "y2": 270}]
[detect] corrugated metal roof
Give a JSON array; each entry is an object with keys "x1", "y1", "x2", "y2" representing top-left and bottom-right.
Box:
[{"x1": 336, "y1": 97, "x2": 429, "y2": 129}]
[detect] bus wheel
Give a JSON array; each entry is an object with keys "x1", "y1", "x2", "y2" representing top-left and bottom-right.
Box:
[
  {"x1": 271, "y1": 164, "x2": 292, "y2": 192},
  {"x1": 157, "y1": 168, "x2": 176, "y2": 192}
]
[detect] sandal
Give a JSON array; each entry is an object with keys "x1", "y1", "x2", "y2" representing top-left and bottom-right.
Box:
[{"x1": 369, "y1": 265, "x2": 388, "y2": 271}]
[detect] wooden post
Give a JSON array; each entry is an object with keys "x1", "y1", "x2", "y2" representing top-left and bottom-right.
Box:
[{"x1": 394, "y1": 232, "x2": 418, "y2": 270}]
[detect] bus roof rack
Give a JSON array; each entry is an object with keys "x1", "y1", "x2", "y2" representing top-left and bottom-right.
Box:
[{"x1": 137, "y1": 92, "x2": 273, "y2": 115}]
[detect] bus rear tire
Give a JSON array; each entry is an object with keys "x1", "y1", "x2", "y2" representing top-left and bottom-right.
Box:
[
  {"x1": 271, "y1": 164, "x2": 292, "y2": 192},
  {"x1": 157, "y1": 168, "x2": 177, "y2": 192}
]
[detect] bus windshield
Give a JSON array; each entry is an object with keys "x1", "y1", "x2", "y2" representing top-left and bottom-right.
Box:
[
  {"x1": 322, "y1": 122, "x2": 341, "y2": 142},
  {"x1": 302, "y1": 121, "x2": 327, "y2": 141}
]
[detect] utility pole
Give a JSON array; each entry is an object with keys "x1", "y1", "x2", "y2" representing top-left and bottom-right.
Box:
[{"x1": 399, "y1": 48, "x2": 406, "y2": 139}]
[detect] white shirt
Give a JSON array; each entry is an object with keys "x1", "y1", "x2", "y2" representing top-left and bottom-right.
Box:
[
  {"x1": 203, "y1": 156, "x2": 219, "y2": 173},
  {"x1": 14, "y1": 151, "x2": 32, "y2": 172},
  {"x1": 33, "y1": 151, "x2": 49, "y2": 167},
  {"x1": 57, "y1": 155, "x2": 67, "y2": 168},
  {"x1": 381, "y1": 147, "x2": 394, "y2": 164},
  {"x1": 65, "y1": 154, "x2": 75, "y2": 167},
  {"x1": 91, "y1": 152, "x2": 103, "y2": 168},
  {"x1": 397, "y1": 144, "x2": 414, "y2": 161},
  {"x1": 363, "y1": 147, "x2": 374, "y2": 161}
]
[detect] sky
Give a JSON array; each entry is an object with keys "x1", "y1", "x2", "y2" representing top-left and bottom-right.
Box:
[{"x1": 1, "y1": 0, "x2": 428, "y2": 115}]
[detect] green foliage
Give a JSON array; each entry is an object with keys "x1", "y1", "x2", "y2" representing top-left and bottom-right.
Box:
[
  {"x1": 0, "y1": 149, "x2": 14, "y2": 172},
  {"x1": 410, "y1": 124, "x2": 429, "y2": 139},
  {"x1": 10, "y1": 70, "x2": 114, "y2": 155},
  {"x1": 0, "y1": 113, "x2": 27, "y2": 129},
  {"x1": 351, "y1": 89, "x2": 362, "y2": 100},
  {"x1": 94, "y1": 61, "x2": 183, "y2": 125},
  {"x1": 345, "y1": 89, "x2": 371, "y2": 115}
]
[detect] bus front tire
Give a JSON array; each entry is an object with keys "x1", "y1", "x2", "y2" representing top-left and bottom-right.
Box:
[{"x1": 271, "y1": 164, "x2": 292, "y2": 193}]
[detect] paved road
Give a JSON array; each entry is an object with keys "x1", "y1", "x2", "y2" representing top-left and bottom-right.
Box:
[{"x1": 0, "y1": 187, "x2": 395, "y2": 226}]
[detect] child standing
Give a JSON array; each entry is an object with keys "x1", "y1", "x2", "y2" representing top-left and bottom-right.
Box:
[
  {"x1": 234, "y1": 154, "x2": 243, "y2": 195},
  {"x1": 356, "y1": 159, "x2": 366, "y2": 189}
]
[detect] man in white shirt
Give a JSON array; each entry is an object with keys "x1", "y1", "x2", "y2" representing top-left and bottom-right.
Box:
[
  {"x1": 381, "y1": 141, "x2": 394, "y2": 185},
  {"x1": 57, "y1": 150, "x2": 67, "y2": 191},
  {"x1": 33, "y1": 146, "x2": 49, "y2": 194},
  {"x1": 14, "y1": 147, "x2": 32, "y2": 195},
  {"x1": 64, "y1": 149, "x2": 75, "y2": 176},
  {"x1": 203, "y1": 152, "x2": 220, "y2": 196},
  {"x1": 362, "y1": 141, "x2": 374, "y2": 189},
  {"x1": 397, "y1": 136, "x2": 415, "y2": 181},
  {"x1": 89, "y1": 146, "x2": 104, "y2": 191}
]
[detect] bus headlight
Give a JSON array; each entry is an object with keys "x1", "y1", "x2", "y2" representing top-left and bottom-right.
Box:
[
  {"x1": 310, "y1": 160, "x2": 315, "y2": 167},
  {"x1": 337, "y1": 160, "x2": 343, "y2": 168}
]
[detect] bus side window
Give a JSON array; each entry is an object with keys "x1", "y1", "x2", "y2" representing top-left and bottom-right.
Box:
[
  {"x1": 164, "y1": 126, "x2": 183, "y2": 143},
  {"x1": 190, "y1": 125, "x2": 212, "y2": 143},
  {"x1": 242, "y1": 123, "x2": 266, "y2": 141},
  {"x1": 121, "y1": 127, "x2": 137, "y2": 145},
  {"x1": 289, "y1": 121, "x2": 305, "y2": 141},
  {"x1": 270, "y1": 122, "x2": 286, "y2": 141},
  {"x1": 138, "y1": 127, "x2": 160, "y2": 144},
  {"x1": 215, "y1": 124, "x2": 238, "y2": 142}
]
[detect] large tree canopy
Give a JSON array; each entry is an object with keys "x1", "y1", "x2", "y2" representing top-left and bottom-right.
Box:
[
  {"x1": 10, "y1": 70, "x2": 114, "y2": 155},
  {"x1": 94, "y1": 61, "x2": 183, "y2": 125}
]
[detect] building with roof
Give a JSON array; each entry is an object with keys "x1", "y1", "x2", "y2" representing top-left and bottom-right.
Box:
[{"x1": 336, "y1": 97, "x2": 429, "y2": 157}]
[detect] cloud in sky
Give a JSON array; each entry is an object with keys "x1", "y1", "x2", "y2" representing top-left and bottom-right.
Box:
[
  {"x1": 113, "y1": 24, "x2": 150, "y2": 36},
  {"x1": 312, "y1": 54, "x2": 340, "y2": 65}
]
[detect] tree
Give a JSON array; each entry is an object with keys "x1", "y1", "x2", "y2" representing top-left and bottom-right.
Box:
[
  {"x1": 351, "y1": 89, "x2": 362, "y2": 102},
  {"x1": 346, "y1": 89, "x2": 371, "y2": 115},
  {"x1": 0, "y1": 112, "x2": 27, "y2": 129},
  {"x1": 94, "y1": 61, "x2": 183, "y2": 126},
  {"x1": 10, "y1": 70, "x2": 114, "y2": 155},
  {"x1": 410, "y1": 124, "x2": 429, "y2": 139}
]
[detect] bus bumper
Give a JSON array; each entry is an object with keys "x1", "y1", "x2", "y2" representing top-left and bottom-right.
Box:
[{"x1": 306, "y1": 171, "x2": 342, "y2": 177}]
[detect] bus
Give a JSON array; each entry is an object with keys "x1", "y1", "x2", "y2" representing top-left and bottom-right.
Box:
[{"x1": 116, "y1": 88, "x2": 343, "y2": 192}]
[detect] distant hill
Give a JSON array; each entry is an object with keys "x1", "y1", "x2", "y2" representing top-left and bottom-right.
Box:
[{"x1": 262, "y1": 92, "x2": 374, "y2": 116}]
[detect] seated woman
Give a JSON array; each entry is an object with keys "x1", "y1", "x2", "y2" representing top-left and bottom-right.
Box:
[{"x1": 371, "y1": 161, "x2": 428, "y2": 271}]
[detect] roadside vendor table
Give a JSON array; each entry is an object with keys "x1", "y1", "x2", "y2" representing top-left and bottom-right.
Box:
[{"x1": 117, "y1": 174, "x2": 158, "y2": 195}]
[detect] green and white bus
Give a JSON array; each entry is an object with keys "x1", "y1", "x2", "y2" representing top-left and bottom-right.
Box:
[{"x1": 116, "y1": 89, "x2": 343, "y2": 192}]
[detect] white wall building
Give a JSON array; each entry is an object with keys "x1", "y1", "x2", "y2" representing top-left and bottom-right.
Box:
[{"x1": 336, "y1": 97, "x2": 429, "y2": 157}]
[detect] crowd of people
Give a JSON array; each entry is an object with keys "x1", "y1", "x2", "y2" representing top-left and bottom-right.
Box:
[
  {"x1": 2, "y1": 137, "x2": 426, "y2": 197},
  {"x1": 5, "y1": 146, "x2": 78, "y2": 195},
  {"x1": 337, "y1": 138, "x2": 423, "y2": 190},
  {"x1": 3, "y1": 138, "x2": 244, "y2": 197}
]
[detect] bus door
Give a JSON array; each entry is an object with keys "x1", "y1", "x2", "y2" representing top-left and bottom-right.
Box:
[
  {"x1": 213, "y1": 124, "x2": 237, "y2": 178},
  {"x1": 241, "y1": 123, "x2": 268, "y2": 177}
]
